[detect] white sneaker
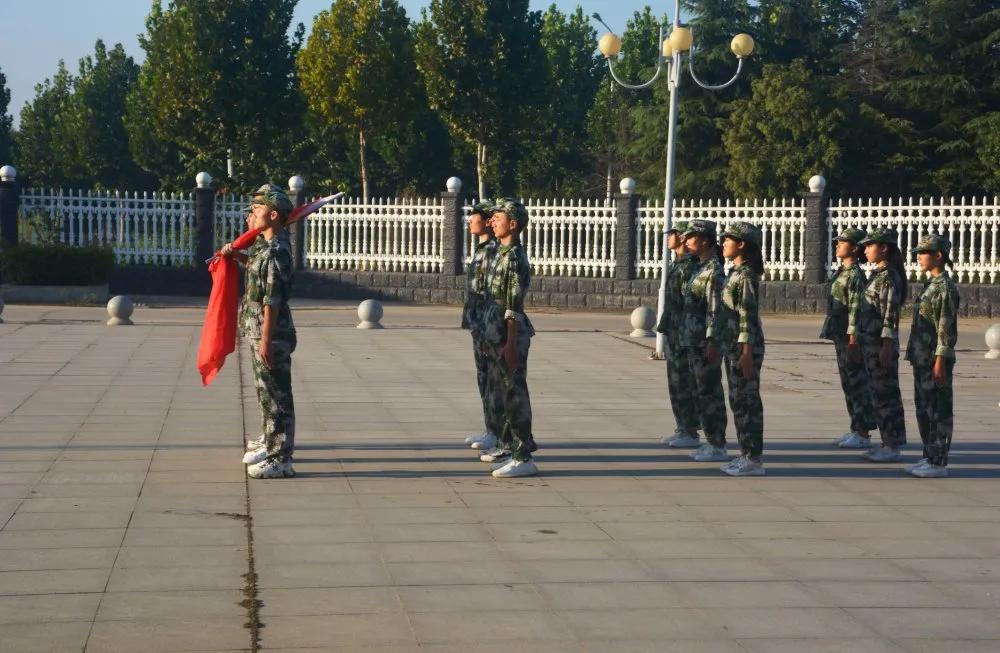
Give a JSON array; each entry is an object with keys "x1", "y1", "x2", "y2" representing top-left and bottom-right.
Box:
[
  {"x1": 837, "y1": 432, "x2": 872, "y2": 449},
  {"x1": 722, "y1": 456, "x2": 765, "y2": 476},
  {"x1": 909, "y1": 463, "x2": 947, "y2": 478},
  {"x1": 904, "y1": 458, "x2": 929, "y2": 473},
  {"x1": 247, "y1": 458, "x2": 295, "y2": 479},
  {"x1": 492, "y1": 459, "x2": 539, "y2": 478},
  {"x1": 471, "y1": 432, "x2": 497, "y2": 450},
  {"x1": 465, "y1": 430, "x2": 491, "y2": 446},
  {"x1": 664, "y1": 433, "x2": 701, "y2": 448},
  {"x1": 246, "y1": 436, "x2": 264, "y2": 451},
  {"x1": 479, "y1": 447, "x2": 511, "y2": 463},
  {"x1": 868, "y1": 446, "x2": 903, "y2": 463},
  {"x1": 691, "y1": 444, "x2": 729, "y2": 462},
  {"x1": 242, "y1": 447, "x2": 268, "y2": 465},
  {"x1": 861, "y1": 444, "x2": 880, "y2": 460}
]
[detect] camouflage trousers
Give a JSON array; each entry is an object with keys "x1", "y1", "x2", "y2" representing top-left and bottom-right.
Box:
[
  {"x1": 487, "y1": 334, "x2": 537, "y2": 462},
  {"x1": 665, "y1": 338, "x2": 700, "y2": 434},
  {"x1": 250, "y1": 338, "x2": 296, "y2": 463},
  {"x1": 472, "y1": 333, "x2": 502, "y2": 435},
  {"x1": 912, "y1": 360, "x2": 954, "y2": 466},
  {"x1": 832, "y1": 337, "x2": 877, "y2": 433},
  {"x1": 860, "y1": 337, "x2": 907, "y2": 447},
  {"x1": 686, "y1": 343, "x2": 728, "y2": 447},
  {"x1": 724, "y1": 345, "x2": 765, "y2": 458}
]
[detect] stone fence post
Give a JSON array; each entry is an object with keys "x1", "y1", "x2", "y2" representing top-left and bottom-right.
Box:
[
  {"x1": 803, "y1": 174, "x2": 828, "y2": 284},
  {"x1": 0, "y1": 165, "x2": 19, "y2": 249},
  {"x1": 194, "y1": 172, "x2": 216, "y2": 264},
  {"x1": 614, "y1": 177, "x2": 639, "y2": 280},
  {"x1": 288, "y1": 175, "x2": 306, "y2": 270},
  {"x1": 441, "y1": 177, "x2": 464, "y2": 276}
]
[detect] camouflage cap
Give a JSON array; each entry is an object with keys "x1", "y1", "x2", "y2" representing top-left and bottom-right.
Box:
[
  {"x1": 469, "y1": 200, "x2": 495, "y2": 218},
  {"x1": 719, "y1": 221, "x2": 763, "y2": 249},
  {"x1": 681, "y1": 219, "x2": 717, "y2": 240},
  {"x1": 250, "y1": 183, "x2": 293, "y2": 217},
  {"x1": 493, "y1": 197, "x2": 529, "y2": 230},
  {"x1": 666, "y1": 220, "x2": 689, "y2": 234},
  {"x1": 858, "y1": 227, "x2": 898, "y2": 246},
  {"x1": 833, "y1": 227, "x2": 866, "y2": 245},
  {"x1": 910, "y1": 233, "x2": 951, "y2": 256}
]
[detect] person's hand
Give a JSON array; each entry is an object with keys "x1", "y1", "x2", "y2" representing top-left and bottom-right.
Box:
[
  {"x1": 879, "y1": 339, "x2": 893, "y2": 369},
  {"x1": 739, "y1": 344, "x2": 754, "y2": 380},
  {"x1": 705, "y1": 342, "x2": 720, "y2": 367},
  {"x1": 847, "y1": 336, "x2": 861, "y2": 364},
  {"x1": 932, "y1": 356, "x2": 947, "y2": 387},
  {"x1": 220, "y1": 242, "x2": 234, "y2": 257},
  {"x1": 502, "y1": 342, "x2": 517, "y2": 373},
  {"x1": 258, "y1": 338, "x2": 273, "y2": 370}
]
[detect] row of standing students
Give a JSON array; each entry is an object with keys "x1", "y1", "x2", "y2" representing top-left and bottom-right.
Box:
[{"x1": 661, "y1": 221, "x2": 960, "y2": 478}]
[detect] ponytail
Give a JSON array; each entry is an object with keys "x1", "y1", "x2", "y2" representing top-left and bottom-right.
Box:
[
  {"x1": 744, "y1": 242, "x2": 765, "y2": 280},
  {"x1": 885, "y1": 244, "x2": 908, "y2": 301}
]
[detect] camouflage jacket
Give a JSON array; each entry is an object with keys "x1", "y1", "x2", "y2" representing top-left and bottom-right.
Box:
[
  {"x1": 905, "y1": 272, "x2": 960, "y2": 365},
  {"x1": 858, "y1": 265, "x2": 903, "y2": 343},
  {"x1": 820, "y1": 264, "x2": 867, "y2": 340},
  {"x1": 656, "y1": 254, "x2": 699, "y2": 335},
  {"x1": 462, "y1": 237, "x2": 498, "y2": 333},
  {"x1": 481, "y1": 241, "x2": 535, "y2": 345},
  {"x1": 239, "y1": 231, "x2": 296, "y2": 342},
  {"x1": 680, "y1": 257, "x2": 724, "y2": 348},
  {"x1": 718, "y1": 263, "x2": 763, "y2": 350}
]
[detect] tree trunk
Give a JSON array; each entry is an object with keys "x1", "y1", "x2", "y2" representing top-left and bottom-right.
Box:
[
  {"x1": 476, "y1": 141, "x2": 487, "y2": 200},
  {"x1": 359, "y1": 128, "x2": 369, "y2": 204}
]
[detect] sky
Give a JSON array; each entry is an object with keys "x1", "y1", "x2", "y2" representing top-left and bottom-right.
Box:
[{"x1": 1, "y1": 0, "x2": 675, "y2": 128}]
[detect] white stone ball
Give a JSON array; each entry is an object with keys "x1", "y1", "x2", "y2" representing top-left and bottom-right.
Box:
[
  {"x1": 446, "y1": 177, "x2": 463, "y2": 193},
  {"x1": 630, "y1": 305, "x2": 655, "y2": 331},
  {"x1": 619, "y1": 177, "x2": 637, "y2": 195},
  {"x1": 196, "y1": 171, "x2": 213, "y2": 188},
  {"x1": 358, "y1": 299, "x2": 383, "y2": 324},
  {"x1": 808, "y1": 175, "x2": 827, "y2": 193},
  {"x1": 107, "y1": 295, "x2": 134, "y2": 320},
  {"x1": 288, "y1": 175, "x2": 304, "y2": 192},
  {"x1": 0, "y1": 165, "x2": 15, "y2": 181},
  {"x1": 986, "y1": 324, "x2": 1000, "y2": 352}
]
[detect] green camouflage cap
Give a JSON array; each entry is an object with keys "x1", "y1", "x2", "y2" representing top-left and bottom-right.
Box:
[
  {"x1": 493, "y1": 197, "x2": 529, "y2": 230},
  {"x1": 910, "y1": 233, "x2": 951, "y2": 256},
  {"x1": 833, "y1": 227, "x2": 866, "y2": 245},
  {"x1": 858, "y1": 227, "x2": 898, "y2": 246},
  {"x1": 719, "y1": 221, "x2": 763, "y2": 249},
  {"x1": 681, "y1": 219, "x2": 717, "y2": 240},
  {"x1": 250, "y1": 183, "x2": 293, "y2": 217},
  {"x1": 666, "y1": 220, "x2": 689, "y2": 234},
  {"x1": 469, "y1": 200, "x2": 495, "y2": 218}
]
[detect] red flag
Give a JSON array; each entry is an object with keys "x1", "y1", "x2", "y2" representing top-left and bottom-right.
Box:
[{"x1": 197, "y1": 193, "x2": 343, "y2": 386}]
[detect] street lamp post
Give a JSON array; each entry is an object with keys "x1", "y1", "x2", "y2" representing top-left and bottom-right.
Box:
[{"x1": 595, "y1": 2, "x2": 754, "y2": 359}]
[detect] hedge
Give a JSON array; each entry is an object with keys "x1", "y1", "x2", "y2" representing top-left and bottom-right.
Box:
[{"x1": 0, "y1": 244, "x2": 116, "y2": 286}]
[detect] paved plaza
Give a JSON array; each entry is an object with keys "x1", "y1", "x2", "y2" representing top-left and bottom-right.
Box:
[{"x1": 1, "y1": 299, "x2": 999, "y2": 652}]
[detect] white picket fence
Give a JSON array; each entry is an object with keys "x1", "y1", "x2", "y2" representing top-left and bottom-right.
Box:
[
  {"x1": 517, "y1": 198, "x2": 616, "y2": 277},
  {"x1": 19, "y1": 188, "x2": 195, "y2": 265},
  {"x1": 828, "y1": 196, "x2": 1000, "y2": 283}
]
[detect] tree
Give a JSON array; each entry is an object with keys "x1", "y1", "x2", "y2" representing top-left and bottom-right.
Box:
[
  {"x1": 721, "y1": 60, "x2": 847, "y2": 198},
  {"x1": 126, "y1": 0, "x2": 302, "y2": 190},
  {"x1": 297, "y1": 0, "x2": 421, "y2": 201},
  {"x1": 0, "y1": 67, "x2": 12, "y2": 167},
  {"x1": 14, "y1": 62, "x2": 76, "y2": 188},
  {"x1": 415, "y1": 0, "x2": 546, "y2": 198}
]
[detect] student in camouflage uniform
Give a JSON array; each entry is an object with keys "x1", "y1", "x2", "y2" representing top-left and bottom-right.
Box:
[
  {"x1": 680, "y1": 220, "x2": 729, "y2": 463},
  {"x1": 822, "y1": 228, "x2": 877, "y2": 449},
  {"x1": 904, "y1": 234, "x2": 960, "y2": 478},
  {"x1": 657, "y1": 220, "x2": 703, "y2": 448},
  {"x1": 478, "y1": 198, "x2": 539, "y2": 478},
  {"x1": 717, "y1": 222, "x2": 767, "y2": 476},
  {"x1": 463, "y1": 201, "x2": 502, "y2": 451},
  {"x1": 222, "y1": 183, "x2": 297, "y2": 479},
  {"x1": 858, "y1": 228, "x2": 908, "y2": 462}
]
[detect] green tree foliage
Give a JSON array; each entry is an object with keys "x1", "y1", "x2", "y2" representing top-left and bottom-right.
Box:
[
  {"x1": 14, "y1": 62, "x2": 76, "y2": 188},
  {"x1": 126, "y1": 0, "x2": 302, "y2": 191},
  {"x1": 0, "y1": 67, "x2": 13, "y2": 167}
]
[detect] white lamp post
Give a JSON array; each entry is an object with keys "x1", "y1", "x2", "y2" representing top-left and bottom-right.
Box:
[{"x1": 595, "y1": 2, "x2": 753, "y2": 358}]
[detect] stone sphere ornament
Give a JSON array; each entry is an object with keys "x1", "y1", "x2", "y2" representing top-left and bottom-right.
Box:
[
  {"x1": 106, "y1": 295, "x2": 134, "y2": 326},
  {"x1": 357, "y1": 299, "x2": 384, "y2": 329},
  {"x1": 630, "y1": 305, "x2": 656, "y2": 338},
  {"x1": 985, "y1": 323, "x2": 1000, "y2": 360}
]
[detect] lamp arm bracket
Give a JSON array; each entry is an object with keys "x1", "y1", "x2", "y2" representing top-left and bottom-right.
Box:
[
  {"x1": 688, "y1": 49, "x2": 744, "y2": 91},
  {"x1": 607, "y1": 57, "x2": 667, "y2": 90}
]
